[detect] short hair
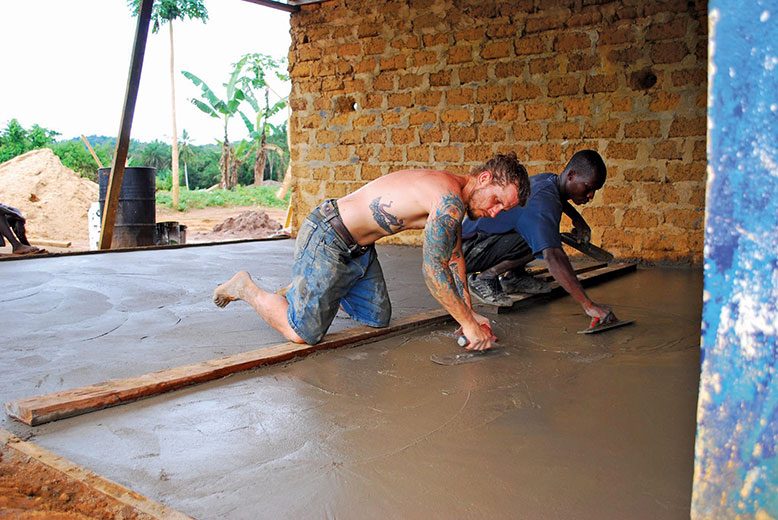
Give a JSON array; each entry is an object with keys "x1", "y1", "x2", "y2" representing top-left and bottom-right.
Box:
[
  {"x1": 472, "y1": 152, "x2": 531, "y2": 205},
  {"x1": 564, "y1": 149, "x2": 607, "y2": 184}
]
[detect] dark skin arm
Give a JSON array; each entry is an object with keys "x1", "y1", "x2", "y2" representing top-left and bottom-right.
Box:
[
  {"x1": 543, "y1": 247, "x2": 611, "y2": 320},
  {"x1": 561, "y1": 200, "x2": 591, "y2": 243}
]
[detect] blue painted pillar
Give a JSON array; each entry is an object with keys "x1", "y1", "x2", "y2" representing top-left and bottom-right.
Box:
[{"x1": 693, "y1": 1, "x2": 778, "y2": 517}]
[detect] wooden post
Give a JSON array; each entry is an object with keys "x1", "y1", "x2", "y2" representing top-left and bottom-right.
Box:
[{"x1": 99, "y1": 0, "x2": 153, "y2": 250}]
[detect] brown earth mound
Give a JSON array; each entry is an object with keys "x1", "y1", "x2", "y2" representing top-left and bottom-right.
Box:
[
  {"x1": 199, "y1": 209, "x2": 282, "y2": 240},
  {"x1": 0, "y1": 149, "x2": 97, "y2": 243}
]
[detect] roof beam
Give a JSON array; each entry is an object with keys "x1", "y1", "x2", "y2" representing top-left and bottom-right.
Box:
[{"x1": 240, "y1": 0, "x2": 300, "y2": 13}]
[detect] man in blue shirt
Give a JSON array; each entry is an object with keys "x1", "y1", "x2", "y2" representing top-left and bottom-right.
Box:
[{"x1": 462, "y1": 150, "x2": 612, "y2": 323}]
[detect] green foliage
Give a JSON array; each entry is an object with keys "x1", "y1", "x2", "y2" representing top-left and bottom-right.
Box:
[
  {"x1": 128, "y1": 0, "x2": 208, "y2": 33},
  {"x1": 48, "y1": 140, "x2": 112, "y2": 181},
  {"x1": 156, "y1": 184, "x2": 290, "y2": 211},
  {"x1": 0, "y1": 119, "x2": 59, "y2": 163}
]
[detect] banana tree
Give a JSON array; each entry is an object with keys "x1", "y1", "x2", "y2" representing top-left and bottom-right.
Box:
[
  {"x1": 237, "y1": 53, "x2": 288, "y2": 185},
  {"x1": 182, "y1": 59, "x2": 247, "y2": 189},
  {"x1": 129, "y1": 0, "x2": 208, "y2": 209}
]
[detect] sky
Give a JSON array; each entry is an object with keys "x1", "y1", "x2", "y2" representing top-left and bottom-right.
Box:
[{"x1": 0, "y1": 0, "x2": 292, "y2": 145}]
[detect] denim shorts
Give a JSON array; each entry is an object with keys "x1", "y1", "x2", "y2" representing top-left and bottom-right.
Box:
[{"x1": 286, "y1": 203, "x2": 391, "y2": 344}]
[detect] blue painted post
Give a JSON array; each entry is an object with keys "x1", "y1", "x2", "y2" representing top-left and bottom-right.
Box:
[{"x1": 693, "y1": 1, "x2": 778, "y2": 517}]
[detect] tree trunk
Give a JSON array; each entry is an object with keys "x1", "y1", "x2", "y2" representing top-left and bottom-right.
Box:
[
  {"x1": 254, "y1": 134, "x2": 267, "y2": 185},
  {"x1": 169, "y1": 22, "x2": 181, "y2": 209},
  {"x1": 220, "y1": 120, "x2": 230, "y2": 189}
]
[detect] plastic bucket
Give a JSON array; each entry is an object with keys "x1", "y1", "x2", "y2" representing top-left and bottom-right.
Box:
[{"x1": 98, "y1": 167, "x2": 156, "y2": 248}]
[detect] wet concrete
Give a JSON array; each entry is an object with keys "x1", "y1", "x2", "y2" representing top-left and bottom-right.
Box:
[{"x1": 2, "y1": 243, "x2": 702, "y2": 519}]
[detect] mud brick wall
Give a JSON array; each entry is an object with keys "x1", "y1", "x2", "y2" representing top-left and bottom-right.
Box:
[{"x1": 287, "y1": 0, "x2": 707, "y2": 263}]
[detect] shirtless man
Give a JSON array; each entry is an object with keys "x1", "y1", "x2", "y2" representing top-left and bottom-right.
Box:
[{"x1": 214, "y1": 153, "x2": 530, "y2": 351}]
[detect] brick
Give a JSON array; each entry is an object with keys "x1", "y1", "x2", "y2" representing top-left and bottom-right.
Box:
[
  {"x1": 383, "y1": 111, "x2": 402, "y2": 126},
  {"x1": 526, "y1": 10, "x2": 570, "y2": 33},
  {"x1": 331, "y1": 147, "x2": 353, "y2": 163},
  {"x1": 434, "y1": 145, "x2": 463, "y2": 162},
  {"x1": 624, "y1": 167, "x2": 662, "y2": 182},
  {"x1": 478, "y1": 126, "x2": 507, "y2": 142},
  {"x1": 387, "y1": 93, "x2": 413, "y2": 108},
  {"x1": 359, "y1": 164, "x2": 383, "y2": 181},
  {"x1": 315, "y1": 130, "x2": 337, "y2": 144},
  {"x1": 651, "y1": 41, "x2": 690, "y2": 64},
  {"x1": 601, "y1": 185, "x2": 632, "y2": 205},
  {"x1": 374, "y1": 74, "x2": 395, "y2": 91},
  {"x1": 525, "y1": 103, "x2": 556, "y2": 120},
  {"x1": 419, "y1": 127, "x2": 443, "y2": 143},
  {"x1": 456, "y1": 28, "x2": 484, "y2": 42},
  {"x1": 363, "y1": 37, "x2": 387, "y2": 55},
  {"x1": 448, "y1": 45, "x2": 474, "y2": 64},
  {"x1": 391, "y1": 34, "x2": 420, "y2": 50},
  {"x1": 548, "y1": 76, "x2": 580, "y2": 97},
  {"x1": 415, "y1": 91, "x2": 443, "y2": 107},
  {"x1": 322, "y1": 77, "x2": 344, "y2": 92},
  {"x1": 379, "y1": 146, "x2": 404, "y2": 162},
  {"x1": 477, "y1": 85, "x2": 509, "y2": 103},
  {"x1": 355, "y1": 59, "x2": 377, "y2": 74},
  {"x1": 311, "y1": 167, "x2": 331, "y2": 180},
  {"x1": 666, "y1": 161, "x2": 706, "y2": 182},
  {"x1": 364, "y1": 129, "x2": 387, "y2": 144},
  {"x1": 644, "y1": 0, "x2": 691, "y2": 16},
  {"x1": 646, "y1": 17, "x2": 688, "y2": 41},
  {"x1": 566, "y1": 8, "x2": 602, "y2": 28},
  {"x1": 692, "y1": 139, "x2": 707, "y2": 161},
  {"x1": 353, "y1": 115, "x2": 377, "y2": 128},
  {"x1": 459, "y1": 64, "x2": 489, "y2": 84},
  {"x1": 584, "y1": 74, "x2": 618, "y2": 94},
  {"x1": 513, "y1": 122, "x2": 544, "y2": 141},
  {"x1": 407, "y1": 146, "x2": 431, "y2": 163},
  {"x1": 296, "y1": 44, "x2": 321, "y2": 62},
  {"x1": 380, "y1": 54, "x2": 408, "y2": 71},
  {"x1": 450, "y1": 125, "x2": 477, "y2": 143},
  {"x1": 671, "y1": 68, "x2": 706, "y2": 87},
  {"x1": 527, "y1": 143, "x2": 562, "y2": 162},
  {"x1": 568, "y1": 53, "x2": 599, "y2": 71},
  {"x1": 412, "y1": 50, "x2": 438, "y2": 66},
  {"x1": 513, "y1": 82, "x2": 543, "y2": 100},
  {"x1": 447, "y1": 87, "x2": 475, "y2": 105},
  {"x1": 649, "y1": 91, "x2": 682, "y2": 112},
  {"x1": 565, "y1": 98, "x2": 591, "y2": 117},
  {"x1": 610, "y1": 97, "x2": 632, "y2": 112},
  {"x1": 339, "y1": 130, "x2": 361, "y2": 145},
  {"x1": 482, "y1": 40, "x2": 513, "y2": 60},
  {"x1": 641, "y1": 184, "x2": 680, "y2": 204},
  {"x1": 624, "y1": 120, "x2": 661, "y2": 138},
  {"x1": 606, "y1": 143, "x2": 638, "y2": 160},
  {"x1": 399, "y1": 73, "x2": 424, "y2": 89},
  {"x1": 442, "y1": 108, "x2": 472, "y2": 123},
  {"x1": 548, "y1": 121, "x2": 581, "y2": 140},
  {"x1": 664, "y1": 209, "x2": 704, "y2": 229},
  {"x1": 622, "y1": 208, "x2": 659, "y2": 228},
  {"x1": 607, "y1": 47, "x2": 644, "y2": 66},
  {"x1": 423, "y1": 33, "x2": 449, "y2": 47},
  {"x1": 669, "y1": 117, "x2": 705, "y2": 137},
  {"x1": 598, "y1": 23, "x2": 636, "y2": 45},
  {"x1": 338, "y1": 43, "x2": 361, "y2": 57},
  {"x1": 391, "y1": 128, "x2": 416, "y2": 145},
  {"x1": 490, "y1": 103, "x2": 520, "y2": 121},
  {"x1": 650, "y1": 141, "x2": 683, "y2": 160},
  {"x1": 463, "y1": 144, "x2": 494, "y2": 162},
  {"x1": 641, "y1": 230, "x2": 689, "y2": 253},
  {"x1": 495, "y1": 61, "x2": 525, "y2": 78},
  {"x1": 515, "y1": 34, "x2": 548, "y2": 55},
  {"x1": 529, "y1": 57, "x2": 558, "y2": 74},
  {"x1": 305, "y1": 146, "x2": 326, "y2": 161},
  {"x1": 430, "y1": 70, "x2": 452, "y2": 87},
  {"x1": 408, "y1": 112, "x2": 438, "y2": 126},
  {"x1": 487, "y1": 21, "x2": 518, "y2": 39},
  {"x1": 554, "y1": 32, "x2": 591, "y2": 52},
  {"x1": 354, "y1": 145, "x2": 376, "y2": 161},
  {"x1": 580, "y1": 207, "x2": 615, "y2": 226},
  {"x1": 363, "y1": 94, "x2": 384, "y2": 109}
]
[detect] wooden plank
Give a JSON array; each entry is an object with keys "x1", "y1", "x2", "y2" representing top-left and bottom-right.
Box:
[
  {"x1": 30, "y1": 239, "x2": 71, "y2": 248},
  {"x1": 0, "y1": 428, "x2": 192, "y2": 519},
  {"x1": 99, "y1": 0, "x2": 152, "y2": 250},
  {"x1": 5, "y1": 309, "x2": 450, "y2": 426},
  {"x1": 5, "y1": 263, "x2": 637, "y2": 426}
]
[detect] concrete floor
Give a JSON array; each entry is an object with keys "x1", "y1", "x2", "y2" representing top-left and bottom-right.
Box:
[{"x1": 1, "y1": 240, "x2": 702, "y2": 519}]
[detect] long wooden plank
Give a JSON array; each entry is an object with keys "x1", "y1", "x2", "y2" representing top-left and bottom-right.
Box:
[
  {"x1": 5, "y1": 263, "x2": 636, "y2": 426},
  {"x1": 0, "y1": 429, "x2": 192, "y2": 519}
]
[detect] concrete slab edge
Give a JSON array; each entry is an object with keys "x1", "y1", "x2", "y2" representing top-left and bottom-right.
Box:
[{"x1": 0, "y1": 428, "x2": 193, "y2": 519}]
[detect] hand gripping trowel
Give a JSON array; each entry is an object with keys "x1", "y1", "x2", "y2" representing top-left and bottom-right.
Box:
[
  {"x1": 430, "y1": 323, "x2": 509, "y2": 365},
  {"x1": 578, "y1": 311, "x2": 634, "y2": 334}
]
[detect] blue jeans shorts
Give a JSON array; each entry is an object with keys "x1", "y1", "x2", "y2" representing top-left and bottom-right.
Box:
[{"x1": 286, "y1": 201, "x2": 392, "y2": 344}]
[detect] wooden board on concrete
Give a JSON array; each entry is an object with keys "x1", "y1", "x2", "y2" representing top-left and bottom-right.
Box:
[
  {"x1": 5, "y1": 263, "x2": 636, "y2": 427},
  {"x1": 0, "y1": 428, "x2": 192, "y2": 519}
]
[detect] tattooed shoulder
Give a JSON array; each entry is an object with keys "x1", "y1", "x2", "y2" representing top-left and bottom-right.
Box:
[{"x1": 370, "y1": 197, "x2": 405, "y2": 234}]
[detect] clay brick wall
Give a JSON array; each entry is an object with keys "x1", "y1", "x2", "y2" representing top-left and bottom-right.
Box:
[{"x1": 287, "y1": 0, "x2": 707, "y2": 263}]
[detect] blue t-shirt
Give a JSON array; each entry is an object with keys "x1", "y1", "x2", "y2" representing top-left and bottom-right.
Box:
[{"x1": 462, "y1": 173, "x2": 563, "y2": 258}]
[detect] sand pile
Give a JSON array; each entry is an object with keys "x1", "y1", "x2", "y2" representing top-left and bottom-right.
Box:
[
  {"x1": 0, "y1": 149, "x2": 98, "y2": 243},
  {"x1": 208, "y1": 210, "x2": 282, "y2": 239}
]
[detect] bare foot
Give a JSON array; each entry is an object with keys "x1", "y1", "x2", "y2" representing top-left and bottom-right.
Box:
[
  {"x1": 13, "y1": 245, "x2": 45, "y2": 255},
  {"x1": 213, "y1": 271, "x2": 253, "y2": 308}
]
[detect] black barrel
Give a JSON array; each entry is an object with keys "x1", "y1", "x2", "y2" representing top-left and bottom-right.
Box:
[{"x1": 98, "y1": 167, "x2": 156, "y2": 248}]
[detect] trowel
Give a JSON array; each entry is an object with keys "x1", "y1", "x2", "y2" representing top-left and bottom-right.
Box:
[
  {"x1": 431, "y1": 323, "x2": 507, "y2": 365},
  {"x1": 578, "y1": 311, "x2": 634, "y2": 334},
  {"x1": 560, "y1": 232, "x2": 614, "y2": 262}
]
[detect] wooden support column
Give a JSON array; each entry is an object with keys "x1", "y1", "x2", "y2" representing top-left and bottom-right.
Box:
[{"x1": 99, "y1": 0, "x2": 153, "y2": 250}]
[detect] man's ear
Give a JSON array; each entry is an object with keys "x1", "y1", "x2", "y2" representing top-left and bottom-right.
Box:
[{"x1": 478, "y1": 170, "x2": 493, "y2": 185}]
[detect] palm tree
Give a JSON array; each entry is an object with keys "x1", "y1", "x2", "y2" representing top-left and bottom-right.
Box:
[
  {"x1": 182, "y1": 57, "x2": 248, "y2": 189},
  {"x1": 237, "y1": 53, "x2": 288, "y2": 185},
  {"x1": 179, "y1": 128, "x2": 193, "y2": 190},
  {"x1": 129, "y1": 0, "x2": 208, "y2": 209}
]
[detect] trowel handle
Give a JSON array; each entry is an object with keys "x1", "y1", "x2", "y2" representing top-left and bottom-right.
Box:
[{"x1": 457, "y1": 323, "x2": 493, "y2": 347}]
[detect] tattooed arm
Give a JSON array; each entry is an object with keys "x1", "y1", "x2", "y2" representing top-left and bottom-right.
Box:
[{"x1": 423, "y1": 193, "x2": 493, "y2": 350}]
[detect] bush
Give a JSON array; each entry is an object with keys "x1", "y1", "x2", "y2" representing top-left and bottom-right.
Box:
[{"x1": 155, "y1": 184, "x2": 290, "y2": 211}]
